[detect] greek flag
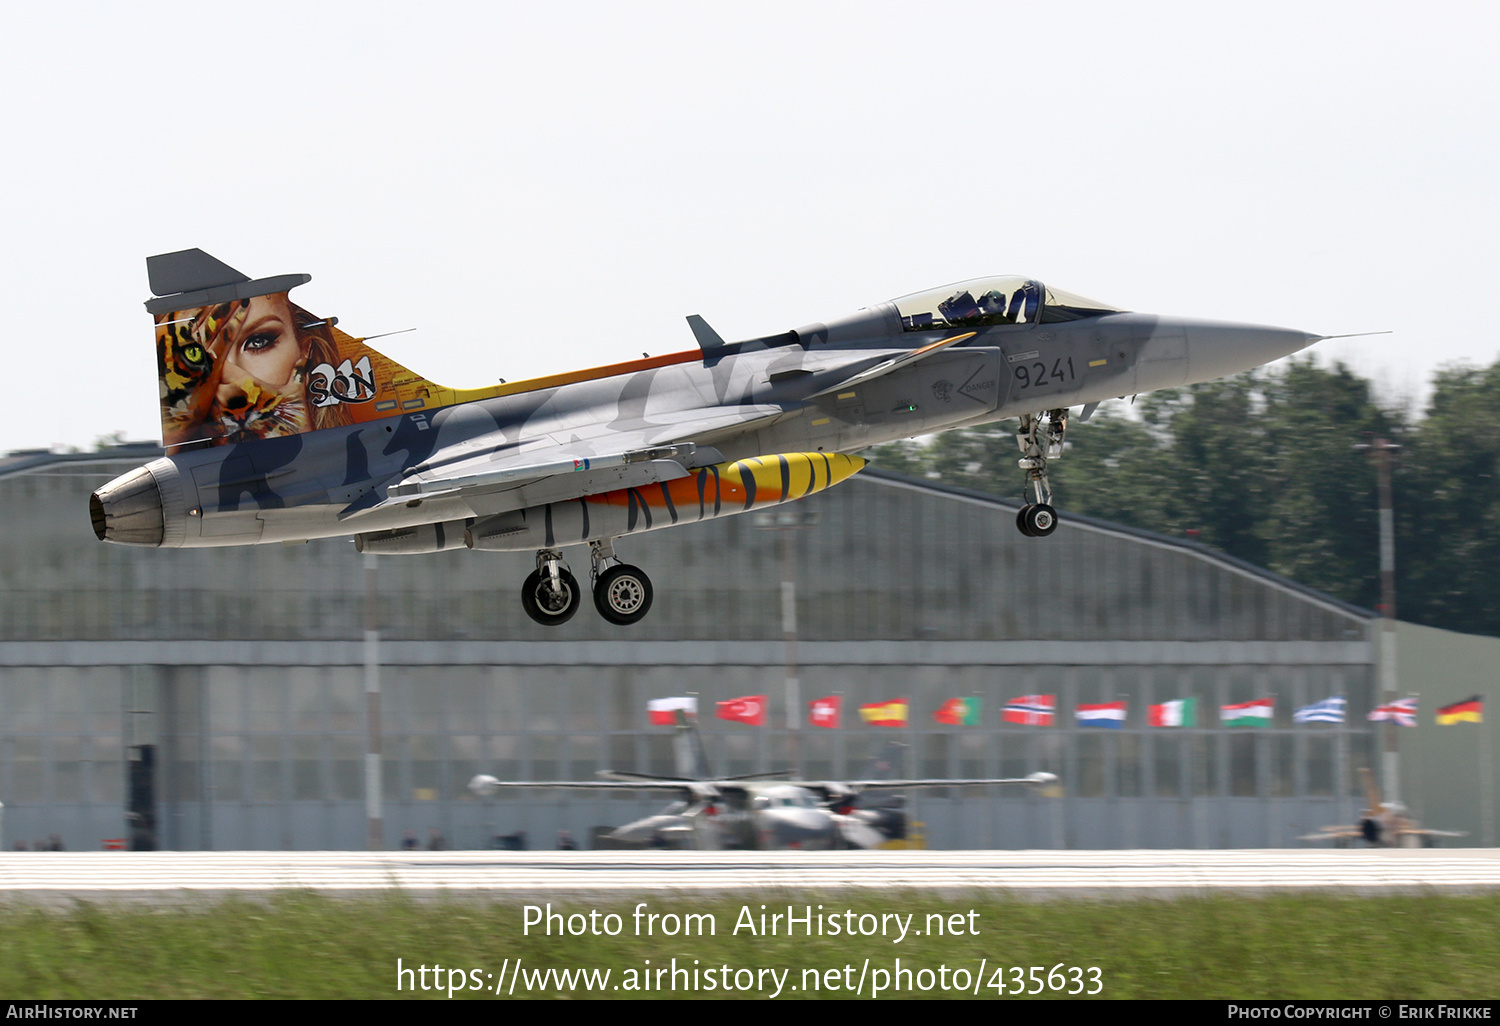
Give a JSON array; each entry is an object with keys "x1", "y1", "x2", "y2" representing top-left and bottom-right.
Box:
[{"x1": 1293, "y1": 696, "x2": 1346, "y2": 724}]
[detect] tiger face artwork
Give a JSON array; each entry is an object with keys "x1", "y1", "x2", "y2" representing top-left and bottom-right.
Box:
[{"x1": 156, "y1": 292, "x2": 327, "y2": 448}]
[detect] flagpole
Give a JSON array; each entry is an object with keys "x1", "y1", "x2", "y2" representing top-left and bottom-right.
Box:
[
  {"x1": 363, "y1": 552, "x2": 383, "y2": 852},
  {"x1": 1482, "y1": 699, "x2": 1494, "y2": 847},
  {"x1": 1357, "y1": 438, "x2": 1402, "y2": 805},
  {"x1": 757, "y1": 508, "x2": 817, "y2": 778}
]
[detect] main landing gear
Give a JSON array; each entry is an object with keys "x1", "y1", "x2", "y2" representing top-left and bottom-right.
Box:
[
  {"x1": 519, "y1": 541, "x2": 655, "y2": 627},
  {"x1": 521, "y1": 550, "x2": 582, "y2": 625},
  {"x1": 1015, "y1": 408, "x2": 1067, "y2": 538}
]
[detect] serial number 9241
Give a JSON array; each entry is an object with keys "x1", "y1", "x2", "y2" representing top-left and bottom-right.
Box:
[{"x1": 1014, "y1": 357, "x2": 1076, "y2": 390}]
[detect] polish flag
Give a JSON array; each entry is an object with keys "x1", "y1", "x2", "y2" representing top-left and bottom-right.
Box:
[
  {"x1": 647, "y1": 696, "x2": 697, "y2": 726},
  {"x1": 808, "y1": 695, "x2": 842, "y2": 729},
  {"x1": 716, "y1": 695, "x2": 767, "y2": 726}
]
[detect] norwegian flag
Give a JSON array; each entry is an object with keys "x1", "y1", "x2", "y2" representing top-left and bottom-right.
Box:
[
  {"x1": 1002, "y1": 694, "x2": 1056, "y2": 726},
  {"x1": 808, "y1": 695, "x2": 842, "y2": 729},
  {"x1": 1368, "y1": 697, "x2": 1418, "y2": 727},
  {"x1": 716, "y1": 695, "x2": 767, "y2": 726}
]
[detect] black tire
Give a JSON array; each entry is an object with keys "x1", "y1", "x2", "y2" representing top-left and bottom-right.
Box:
[
  {"x1": 521, "y1": 567, "x2": 580, "y2": 626},
  {"x1": 594, "y1": 564, "x2": 654, "y2": 625},
  {"x1": 1024, "y1": 503, "x2": 1058, "y2": 537},
  {"x1": 1016, "y1": 504, "x2": 1035, "y2": 537}
]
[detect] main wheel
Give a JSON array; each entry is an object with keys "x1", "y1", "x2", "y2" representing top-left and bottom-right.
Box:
[
  {"x1": 521, "y1": 568, "x2": 581, "y2": 626},
  {"x1": 1023, "y1": 503, "x2": 1058, "y2": 537},
  {"x1": 1016, "y1": 504, "x2": 1035, "y2": 537},
  {"x1": 594, "y1": 564, "x2": 654, "y2": 625}
]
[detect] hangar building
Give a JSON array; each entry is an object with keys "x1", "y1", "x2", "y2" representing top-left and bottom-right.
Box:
[{"x1": 0, "y1": 444, "x2": 1397, "y2": 851}]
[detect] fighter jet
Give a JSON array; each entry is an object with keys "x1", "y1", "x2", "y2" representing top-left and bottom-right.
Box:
[
  {"x1": 92, "y1": 249, "x2": 1324, "y2": 626},
  {"x1": 1299, "y1": 767, "x2": 1467, "y2": 848},
  {"x1": 468, "y1": 712, "x2": 1055, "y2": 850}
]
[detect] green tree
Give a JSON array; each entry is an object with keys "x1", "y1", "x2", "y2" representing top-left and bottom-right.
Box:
[
  {"x1": 867, "y1": 360, "x2": 1406, "y2": 613},
  {"x1": 1398, "y1": 361, "x2": 1500, "y2": 636}
]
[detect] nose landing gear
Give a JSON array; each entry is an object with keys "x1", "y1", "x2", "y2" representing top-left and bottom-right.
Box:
[{"x1": 1015, "y1": 408, "x2": 1066, "y2": 537}]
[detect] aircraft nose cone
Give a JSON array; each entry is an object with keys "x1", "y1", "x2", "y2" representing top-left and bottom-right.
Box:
[{"x1": 1183, "y1": 319, "x2": 1319, "y2": 383}]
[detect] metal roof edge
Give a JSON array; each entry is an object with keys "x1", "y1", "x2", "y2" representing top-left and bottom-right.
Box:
[{"x1": 859, "y1": 465, "x2": 1376, "y2": 623}]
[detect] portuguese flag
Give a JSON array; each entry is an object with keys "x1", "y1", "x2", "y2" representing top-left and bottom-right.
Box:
[
  {"x1": 1436, "y1": 696, "x2": 1484, "y2": 725},
  {"x1": 933, "y1": 697, "x2": 982, "y2": 726}
]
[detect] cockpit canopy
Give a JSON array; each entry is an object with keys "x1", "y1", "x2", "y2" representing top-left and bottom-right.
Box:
[{"x1": 892, "y1": 276, "x2": 1124, "y2": 332}]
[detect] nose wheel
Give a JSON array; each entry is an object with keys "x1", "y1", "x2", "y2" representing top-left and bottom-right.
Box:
[
  {"x1": 1015, "y1": 409, "x2": 1067, "y2": 537},
  {"x1": 1016, "y1": 502, "x2": 1058, "y2": 537}
]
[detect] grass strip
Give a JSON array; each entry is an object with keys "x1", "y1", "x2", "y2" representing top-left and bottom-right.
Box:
[{"x1": 1, "y1": 891, "x2": 1496, "y2": 999}]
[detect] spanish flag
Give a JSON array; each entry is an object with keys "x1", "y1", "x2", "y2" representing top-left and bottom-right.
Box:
[
  {"x1": 1436, "y1": 696, "x2": 1484, "y2": 725},
  {"x1": 860, "y1": 699, "x2": 909, "y2": 727}
]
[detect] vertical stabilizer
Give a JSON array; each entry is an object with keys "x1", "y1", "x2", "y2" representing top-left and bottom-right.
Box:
[{"x1": 146, "y1": 250, "x2": 501, "y2": 451}]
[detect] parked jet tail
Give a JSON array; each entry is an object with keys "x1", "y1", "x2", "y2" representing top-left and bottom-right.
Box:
[{"x1": 146, "y1": 249, "x2": 501, "y2": 453}]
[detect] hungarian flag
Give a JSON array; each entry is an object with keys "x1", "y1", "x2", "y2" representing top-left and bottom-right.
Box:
[
  {"x1": 1076, "y1": 701, "x2": 1127, "y2": 728},
  {"x1": 716, "y1": 695, "x2": 767, "y2": 726},
  {"x1": 1148, "y1": 698, "x2": 1197, "y2": 727},
  {"x1": 808, "y1": 695, "x2": 842, "y2": 729},
  {"x1": 860, "y1": 699, "x2": 909, "y2": 727},
  {"x1": 1369, "y1": 697, "x2": 1418, "y2": 726},
  {"x1": 1002, "y1": 695, "x2": 1055, "y2": 726},
  {"x1": 1221, "y1": 698, "x2": 1274, "y2": 727},
  {"x1": 646, "y1": 696, "x2": 697, "y2": 726},
  {"x1": 1437, "y1": 696, "x2": 1484, "y2": 725},
  {"x1": 933, "y1": 697, "x2": 982, "y2": 726}
]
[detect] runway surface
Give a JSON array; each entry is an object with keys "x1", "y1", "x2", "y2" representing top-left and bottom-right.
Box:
[{"x1": 3, "y1": 849, "x2": 1500, "y2": 904}]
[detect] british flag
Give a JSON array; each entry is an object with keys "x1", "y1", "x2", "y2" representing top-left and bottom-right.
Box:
[
  {"x1": 1002, "y1": 694, "x2": 1056, "y2": 726},
  {"x1": 1368, "y1": 697, "x2": 1417, "y2": 727}
]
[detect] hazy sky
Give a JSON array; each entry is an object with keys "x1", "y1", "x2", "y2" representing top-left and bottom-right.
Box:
[{"x1": 1, "y1": 2, "x2": 1495, "y2": 452}]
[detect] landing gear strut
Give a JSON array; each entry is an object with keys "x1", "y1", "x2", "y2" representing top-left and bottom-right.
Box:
[
  {"x1": 1015, "y1": 408, "x2": 1067, "y2": 537},
  {"x1": 589, "y1": 539, "x2": 654, "y2": 626},
  {"x1": 521, "y1": 549, "x2": 581, "y2": 626}
]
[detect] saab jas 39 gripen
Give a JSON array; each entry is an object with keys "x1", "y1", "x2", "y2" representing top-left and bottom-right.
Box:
[{"x1": 92, "y1": 249, "x2": 1324, "y2": 626}]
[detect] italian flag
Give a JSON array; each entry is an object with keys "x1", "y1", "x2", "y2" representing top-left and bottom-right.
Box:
[
  {"x1": 1148, "y1": 698, "x2": 1197, "y2": 727},
  {"x1": 1221, "y1": 698, "x2": 1274, "y2": 727}
]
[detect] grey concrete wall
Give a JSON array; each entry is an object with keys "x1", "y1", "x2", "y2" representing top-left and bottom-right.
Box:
[{"x1": 0, "y1": 449, "x2": 1381, "y2": 851}]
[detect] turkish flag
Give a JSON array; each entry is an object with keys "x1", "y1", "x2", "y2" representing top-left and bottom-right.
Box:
[
  {"x1": 808, "y1": 695, "x2": 842, "y2": 729},
  {"x1": 716, "y1": 695, "x2": 767, "y2": 726}
]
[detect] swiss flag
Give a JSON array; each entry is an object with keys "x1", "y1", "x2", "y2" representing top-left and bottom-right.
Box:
[
  {"x1": 808, "y1": 695, "x2": 842, "y2": 729},
  {"x1": 716, "y1": 695, "x2": 767, "y2": 726}
]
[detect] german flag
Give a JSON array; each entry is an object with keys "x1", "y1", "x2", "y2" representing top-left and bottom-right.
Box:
[{"x1": 1436, "y1": 696, "x2": 1484, "y2": 725}]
